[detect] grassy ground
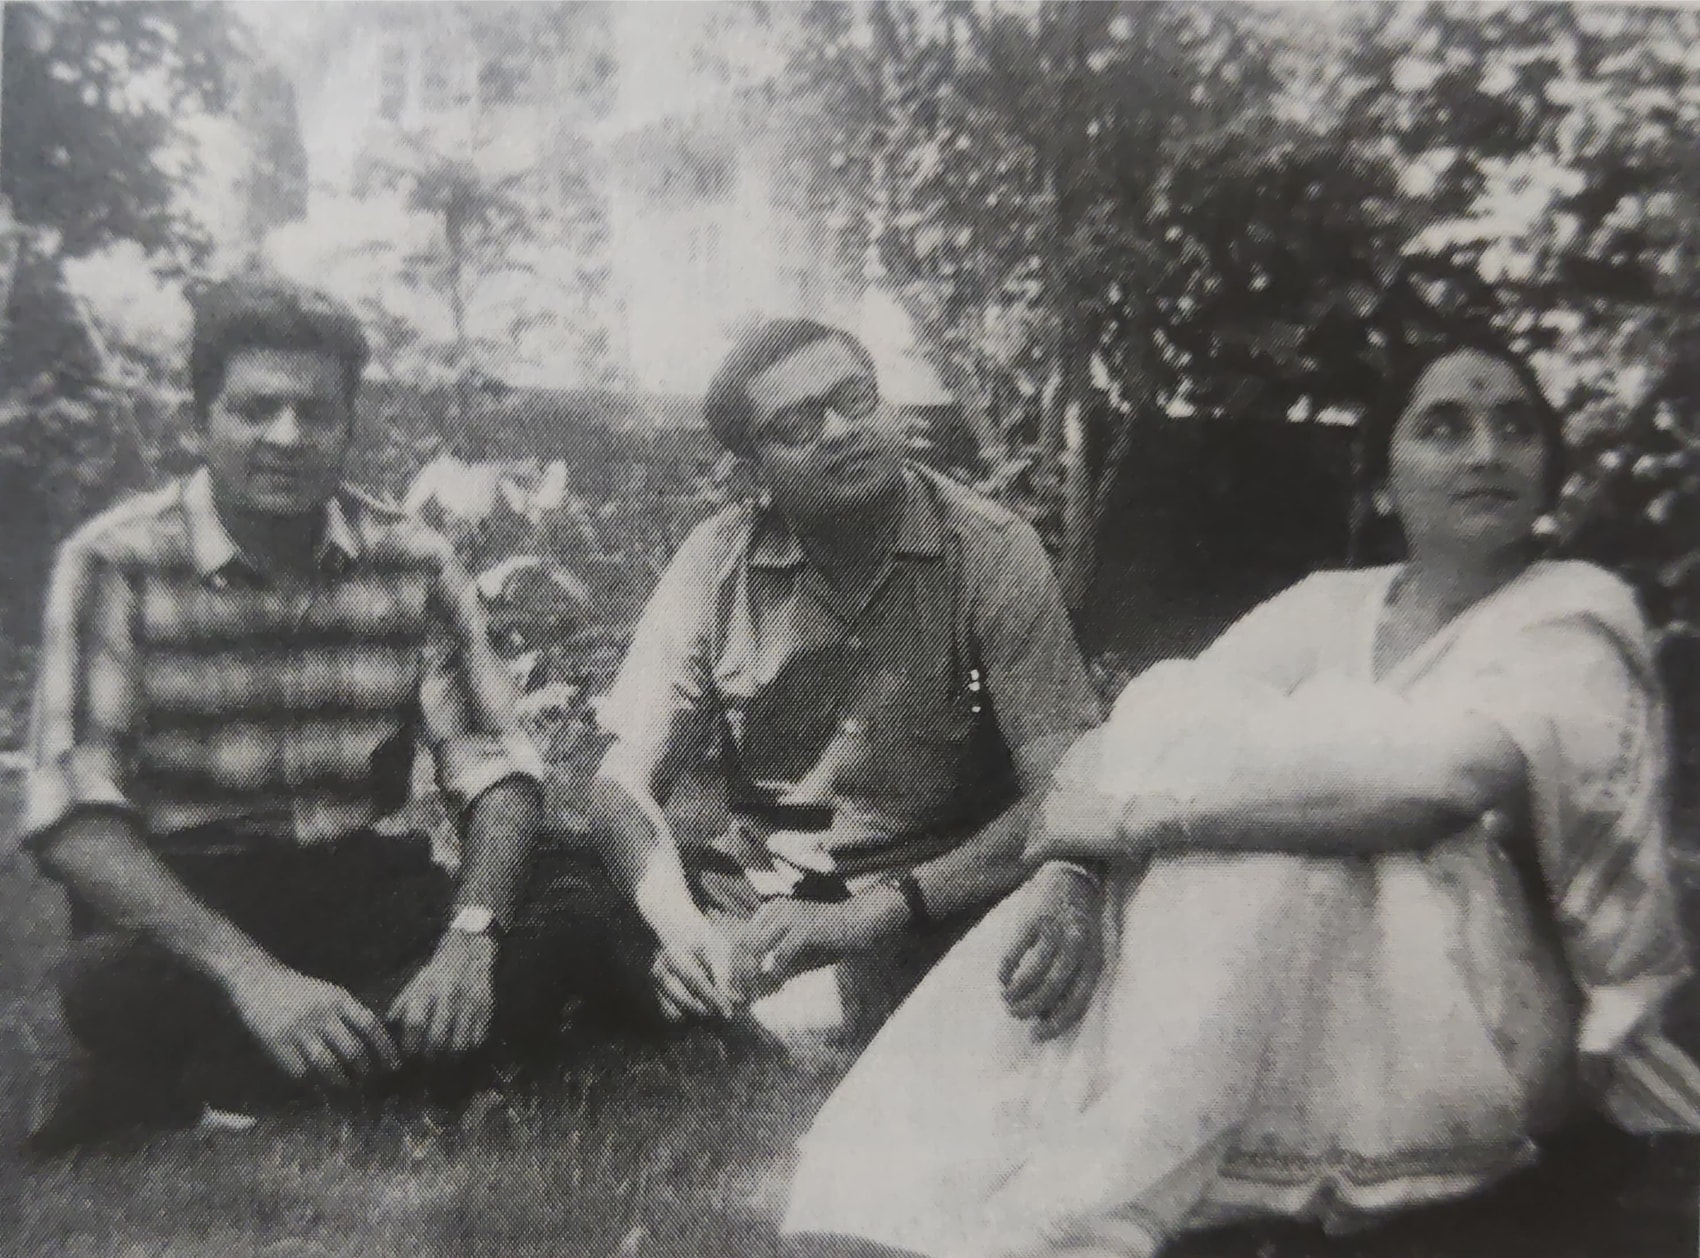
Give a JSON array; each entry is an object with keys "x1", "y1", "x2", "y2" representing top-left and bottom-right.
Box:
[
  {"x1": 1, "y1": 782, "x2": 1696, "y2": 1257},
  {"x1": 0, "y1": 845, "x2": 827, "y2": 1258}
]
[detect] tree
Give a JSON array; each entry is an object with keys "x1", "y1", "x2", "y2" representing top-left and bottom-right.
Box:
[
  {"x1": 372, "y1": 137, "x2": 540, "y2": 401},
  {"x1": 2, "y1": 2, "x2": 238, "y2": 260},
  {"x1": 1361, "y1": 2, "x2": 1700, "y2": 824},
  {"x1": 790, "y1": 0, "x2": 1700, "y2": 822},
  {"x1": 1317, "y1": 4, "x2": 1700, "y2": 622},
  {"x1": 786, "y1": 1, "x2": 1418, "y2": 602},
  {"x1": 787, "y1": 0, "x2": 1700, "y2": 630},
  {"x1": 263, "y1": 1, "x2": 620, "y2": 454},
  {"x1": 0, "y1": 2, "x2": 244, "y2": 644}
]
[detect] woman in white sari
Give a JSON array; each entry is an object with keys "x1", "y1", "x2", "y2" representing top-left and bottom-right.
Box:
[{"x1": 783, "y1": 338, "x2": 1700, "y2": 1258}]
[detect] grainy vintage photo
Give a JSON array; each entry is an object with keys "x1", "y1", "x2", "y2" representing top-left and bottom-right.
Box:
[{"x1": 2, "y1": 2, "x2": 1699, "y2": 1255}]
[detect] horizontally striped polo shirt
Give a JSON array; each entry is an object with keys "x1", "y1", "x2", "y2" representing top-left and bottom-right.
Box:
[{"x1": 18, "y1": 467, "x2": 543, "y2": 854}]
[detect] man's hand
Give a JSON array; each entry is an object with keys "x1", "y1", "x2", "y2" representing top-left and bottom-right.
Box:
[
  {"x1": 387, "y1": 933, "x2": 499, "y2": 1060},
  {"x1": 735, "y1": 889, "x2": 908, "y2": 994},
  {"x1": 222, "y1": 959, "x2": 401, "y2": 1088},
  {"x1": 649, "y1": 911, "x2": 743, "y2": 1021},
  {"x1": 999, "y1": 863, "x2": 1105, "y2": 1040}
]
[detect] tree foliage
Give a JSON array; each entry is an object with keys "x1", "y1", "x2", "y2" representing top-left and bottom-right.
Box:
[
  {"x1": 2, "y1": 2, "x2": 239, "y2": 260},
  {"x1": 784, "y1": 2, "x2": 1413, "y2": 595},
  {"x1": 1344, "y1": 4, "x2": 1700, "y2": 637},
  {"x1": 782, "y1": 1, "x2": 1700, "y2": 629},
  {"x1": 0, "y1": 3, "x2": 244, "y2": 649}
]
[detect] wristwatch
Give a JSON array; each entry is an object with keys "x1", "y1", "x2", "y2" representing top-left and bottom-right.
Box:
[{"x1": 448, "y1": 905, "x2": 500, "y2": 941}]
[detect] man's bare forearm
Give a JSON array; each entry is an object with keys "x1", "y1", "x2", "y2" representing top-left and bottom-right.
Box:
[
  {"x1": 913, "y1": 730, "x2": 1082, "y2": 919},
  {"x1": 35, "y1": 812, "x2": 276, "y2": 987},
  {"x1": 455, "y1": 778, "x2": 543, "y2": 930},
  {"x1": 586, "y1": 771, "x2": 700, "y2": 932},
  {"x1": 911, "y1": 795, "x2": 1036, "y2": 919}
]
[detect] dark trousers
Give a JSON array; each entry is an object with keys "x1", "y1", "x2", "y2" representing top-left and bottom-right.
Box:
[{"x1": 54, "y1": 831, "x2": 656, "y2": 1106}]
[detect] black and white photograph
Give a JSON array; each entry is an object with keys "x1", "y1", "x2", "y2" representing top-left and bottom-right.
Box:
[{"x1": 2, "y1": 2, "x2": 1700, "y2": 1255}]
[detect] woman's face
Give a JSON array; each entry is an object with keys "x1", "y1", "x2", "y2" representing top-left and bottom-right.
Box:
[{"x1": 1384, "y1": 349, "x2": 1550, "y2": 561}]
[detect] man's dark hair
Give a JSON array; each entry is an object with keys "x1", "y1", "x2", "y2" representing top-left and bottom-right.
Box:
[
  {"x1": 702, "y1": 318, "x2": 876, "y2": 454},
  {"x1": 189, "y1": 277, "x2": 370, "y2": 424},
  {"x1": 1358, "y1": 330, "x2": 1568, "y2": 507}
]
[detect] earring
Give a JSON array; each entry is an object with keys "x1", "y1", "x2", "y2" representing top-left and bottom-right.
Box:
[{"x1": 1371, "y1": 488, "x2": 1394, "y2": 518}]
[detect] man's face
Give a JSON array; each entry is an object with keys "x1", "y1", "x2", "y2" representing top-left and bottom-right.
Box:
[
  {"x1": 202, "y1": 347, "x2": 354, "y2": 518},
  {"x1": 743, "y1": 337, "x2": 905, "y2": 518}
]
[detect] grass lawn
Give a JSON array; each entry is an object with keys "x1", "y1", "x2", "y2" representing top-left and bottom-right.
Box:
[
  {"x1": 1, "y1": 790, "x2": 1696, "y2": 1256},
  {"x1": 0, "y1": 844, "x2": 829, "y2": 1258}
]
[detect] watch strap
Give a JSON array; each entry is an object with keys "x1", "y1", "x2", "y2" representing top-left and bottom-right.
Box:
[
  {"x1": 448, "y1": 905, "x2": 501, "y2": 939},
  {"x1": 882, "y1": 870, "x2": 932, "y2": 932}
]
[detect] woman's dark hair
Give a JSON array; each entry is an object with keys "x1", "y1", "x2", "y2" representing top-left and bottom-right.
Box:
[
  {"x1": 702, "y1": 318, "x2": 876, "y2": 454},
  {"x1": 1358, "y1": 331, "x2": 1568, "y2": 507},
  {"x1": 189, "y1": 277, "x2": 370, "y2": 425}
]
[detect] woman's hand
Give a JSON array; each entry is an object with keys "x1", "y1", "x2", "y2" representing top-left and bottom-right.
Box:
[{"x1": 999, "y1": 862, "x2": 1106, "y2": 1040}]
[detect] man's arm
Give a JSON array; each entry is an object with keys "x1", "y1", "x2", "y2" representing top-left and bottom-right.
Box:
[
  {"x1": 964, "y1": 520, "x2": 1108, "y2": 1032},
  {"x1": 384, "y1": 777, "x2": 541, "y2": 1059},
  {"x1": 454, "y1": 779, "x2": 539, "y2": 926},
  {"x1": 910, "y1": 731, "x2": 1076, "y2": 917},
  {"x1": 739, "y1": 512, "x2": 1103, "y2": 989},
  {"x1": 734, "y1": 730, "x2": 1083, "y2": 994},
  {"x1": 587, "y1": 768, "x2": 739, "y2": 1019},
  {"x1": 589, "y1": 764, "x2": 699, "y2": 940},
  {"x1": 395, "y1": 538, "x2": 549, "y2": 1056},
  {"x1": 587, "y1": 516, "x2": 754, "y2": 1017},
  {"x1": 25, "y1": 541, "x2": 396, "y2": 1085},
  {"x1": 416, "y1": 537, "x2": 546, "y2": 929},
  {"x1": 39, "y1": 815, "x2": 271, "y2": 983}
]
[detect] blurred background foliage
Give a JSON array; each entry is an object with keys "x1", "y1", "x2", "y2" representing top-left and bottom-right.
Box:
[{"x1": 2, "y1": 1, "x2": 1699, "y2": 817}]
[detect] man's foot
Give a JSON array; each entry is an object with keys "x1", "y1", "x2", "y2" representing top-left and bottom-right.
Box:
[{"x1": 21, "y1": 1060, "x2": 198, "y2": 1158}]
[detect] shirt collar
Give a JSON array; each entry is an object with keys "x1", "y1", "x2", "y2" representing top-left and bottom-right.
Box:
[
  {"x1": 893, "y1": 469, "x2": 947, "y2": 558},
  {"x1": 320, "y1": 497, "x2": 362, "y2": 572},
  {"x1": 182, "y1": 466, "x2": 362, "y2": 584},
  {"x1": 748, "y1": 468, "x2": 946, "y2": 571}
]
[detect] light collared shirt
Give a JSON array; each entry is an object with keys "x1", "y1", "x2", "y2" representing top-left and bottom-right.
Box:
[
  {"x1": 599, "y1": 466, "x2": 1100, "y2": 876},
  {"x1": 18, "y1": 467, "x2": 543, "y2": 854}
]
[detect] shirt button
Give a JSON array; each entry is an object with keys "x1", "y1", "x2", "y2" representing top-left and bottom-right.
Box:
[{"x1": 842, "y1": 716, "x2": 864, "y2": 736}]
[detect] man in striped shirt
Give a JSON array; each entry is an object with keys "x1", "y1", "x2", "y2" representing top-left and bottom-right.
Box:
[{"x1": 19, "y1": 278, "x2": 627, "y2": 1152}]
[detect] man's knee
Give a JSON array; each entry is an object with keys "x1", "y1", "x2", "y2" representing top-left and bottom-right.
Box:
[
  {"x1": 54, "y1": 934, "x2": 224, "y2": 1063},
  {"x1": 493, "y1": 842, "x2": 662, "y2": 1046}
]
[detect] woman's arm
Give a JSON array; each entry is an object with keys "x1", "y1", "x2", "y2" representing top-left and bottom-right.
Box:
[
  {"x1": 1029, "y1": 684, "x2": 1528, "y2": 863},
  {"x1": 1128, "y1": 702, "x2": 1525, "y2": 857}
]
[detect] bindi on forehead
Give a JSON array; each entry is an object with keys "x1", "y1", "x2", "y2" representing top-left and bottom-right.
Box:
[{"x1": 1405, "y1": 351, "x2": 1528, "y2": 415}]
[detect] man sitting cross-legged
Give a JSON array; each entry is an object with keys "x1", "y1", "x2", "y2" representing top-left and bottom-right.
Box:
[
  {"x1": 18, "y1": 277, "x2": 637, "y2": 1154},
  {"x1": 590, "y1": 318, "x2": 1104, "y2": 1060}
]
